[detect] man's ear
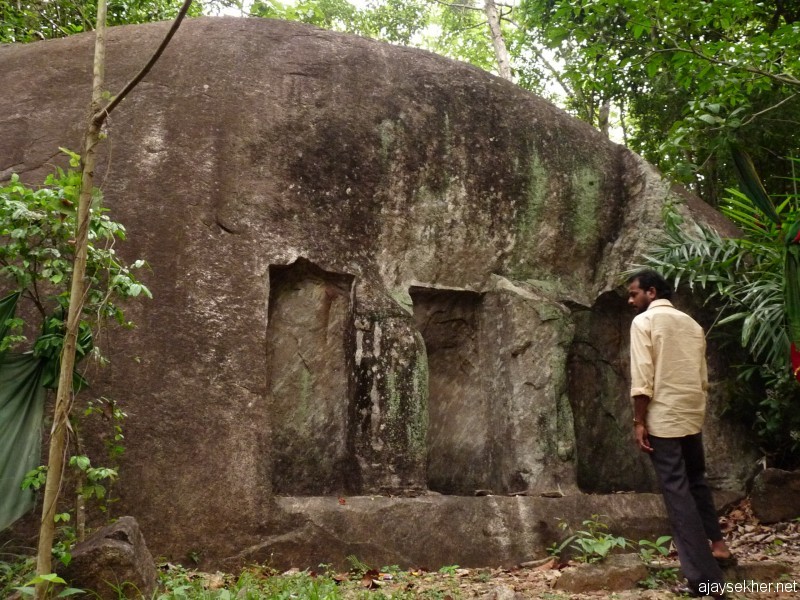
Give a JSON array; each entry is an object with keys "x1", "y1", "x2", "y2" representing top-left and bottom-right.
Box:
[{"x1": 646, "y1": 286, "x2": 658, "y2": 299}]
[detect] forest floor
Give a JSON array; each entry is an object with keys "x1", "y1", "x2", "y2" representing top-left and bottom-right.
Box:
[{"x1": 174, "y1": 499, "x2": 800, "y2": 599}]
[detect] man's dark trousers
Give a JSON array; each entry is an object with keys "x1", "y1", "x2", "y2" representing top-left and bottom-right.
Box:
[{"x1": 649, "y1": 433, "x2": 725, "y2": 591}]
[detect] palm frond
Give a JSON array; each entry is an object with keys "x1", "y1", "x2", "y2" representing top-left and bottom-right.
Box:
[
  {"x1": 632, "y1": 203, "x2": 787, "y2": 370},
  {"x1": 732, "y1": 147, "x2": 782, "y2": 225}
]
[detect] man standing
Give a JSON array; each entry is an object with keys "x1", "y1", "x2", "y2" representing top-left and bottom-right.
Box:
[{"x1": 627, "y1": 269, "x2": 731, "y2": 599}]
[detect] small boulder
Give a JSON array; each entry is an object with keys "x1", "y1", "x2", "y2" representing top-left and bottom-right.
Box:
[
  {"x1": 57, "y1": 516, "x2": 157, "y2": 599},
  {"x1": 751, "y1": 469, "x2": 800, "y2": 524},
  {"x1": 480, "y1": 584, "x2": 525, "y2": 599},
  {"x1": 554, "y1": 553, "x2": 648, "y2": 592}
]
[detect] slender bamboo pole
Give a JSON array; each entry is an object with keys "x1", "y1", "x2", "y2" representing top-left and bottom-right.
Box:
[{"x1": 34, "y1": 1, "x2": 107, "y2": 596}]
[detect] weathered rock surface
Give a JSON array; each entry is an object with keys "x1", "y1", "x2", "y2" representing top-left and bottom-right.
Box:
[
  {"x1": 751, "y1": 469, "x2": 800, "y2": 523},
  {"x1": 554, "y1": 553, "x2": 648, "y2": 592},
  {"x1": 57, "y1": 517, "x2": 157, "y2": 599},
  {"x1": 235, "y1": 494, "x2": 671, "y2": 570},
  {"x1": 0, "y1": 16, "x2": 754, "y2": 567},
  {"x1": 722, "y1": 560, "x2": 790, "y2": 583},
  {"x1": 674, "y1": 559, "x2": 791, "y2": 588}
]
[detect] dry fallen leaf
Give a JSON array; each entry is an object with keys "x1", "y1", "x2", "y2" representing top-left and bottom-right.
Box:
[{"x1": 360, "y1": 569, "x2": 383, "y2": 589}]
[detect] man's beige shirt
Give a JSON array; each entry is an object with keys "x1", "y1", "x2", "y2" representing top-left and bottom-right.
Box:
[{"x1": 629, "y1": 299, "x2": 707, "y2": 437}]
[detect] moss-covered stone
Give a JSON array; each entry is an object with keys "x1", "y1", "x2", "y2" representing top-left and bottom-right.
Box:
[
  {"x1": 523, "y1": 152, "x2": 549, "y2": 233},
  {"x1": 352, "y1": 314, "x2": 429, "y2": 491},
  {"x1": 570, "y1": 166, "x2": 601, "y2": 248},
  {"x1": 407, "y1": 334, "x2": 429, "y2": 458}
]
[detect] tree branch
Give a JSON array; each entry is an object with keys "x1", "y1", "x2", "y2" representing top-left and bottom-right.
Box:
[
  {"x1": 429, "y1": 0, "x2": 483, "y2": 12},
  {"x1": 649, "y1": 44, "x2": 800, "y2": 89},
  {"x1": 484, "y1": 0, "x2": 512, "y2": 80},
  {"x1": 445, "y1": 20, "x2": 490, "y2": 34},
  {"x1": 503, "y1": 17, "x2": 576, "y2": 99},
  {"x1": 93, "y1": 0, "x2": 194, "y2": 126},
  {"x1": 736, "y1": 93, "x2": 798, "y2": 128}
]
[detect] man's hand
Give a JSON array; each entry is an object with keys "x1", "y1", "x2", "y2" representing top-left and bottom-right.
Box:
[
  {"x1": 632, "y1": 395, "x2": 652, "y2": 453},
  {"x1": 635, "y1": 423, "x2": 653, "y2": 453}
]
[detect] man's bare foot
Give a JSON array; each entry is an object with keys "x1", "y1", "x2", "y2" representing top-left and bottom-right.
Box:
[
  {"x1": 711, "y1": 539, "x2": 737, "y2": 567},
  {"x1": 711, "y1": 539, "x2": 732, "y2": 559}
]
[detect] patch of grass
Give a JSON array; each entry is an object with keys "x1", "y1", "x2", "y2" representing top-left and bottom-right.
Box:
[
  {"x1": 638, "y1": 566, "x2": 679, "y2": 590},
  {"x1": 437, "y1": 564, "x2": 459, "y2": 575},
  {"x1": 156, "y1": 564, "x2": 344, "y2": 599}
]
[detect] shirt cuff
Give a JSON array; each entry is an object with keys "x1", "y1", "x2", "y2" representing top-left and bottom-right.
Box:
[{"x1": 630, "y1": 387, "x2": 652, "y2": 398}]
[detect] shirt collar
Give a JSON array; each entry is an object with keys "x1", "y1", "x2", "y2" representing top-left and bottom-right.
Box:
[{"x1": 648, "y1": 299, "x2": 674, "y2": 310}]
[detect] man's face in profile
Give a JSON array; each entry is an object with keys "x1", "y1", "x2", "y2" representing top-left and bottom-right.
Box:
[{"x1": 627, "y1": 279, "x2": 655, "y2": 314}]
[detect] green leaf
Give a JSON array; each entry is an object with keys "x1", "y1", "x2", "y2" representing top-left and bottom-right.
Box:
[
  {"x1": 732, "y1": 148, "x2": 781, "y2": 224},
  {"x1": 697, "y1": 114, "x2": 719, "y2": 125},
  {"x1": 69, "y1": 455, "x2": 91, "y2": 471},
  {"x1": 12, "y1": 586, "x2": 35, "y2": 597},
  {"x1": 33, "y1": 573, "x2": 67, "y2": 584},
  {"x1": 58, "y1": 147, "x2": 81, "y2": 167},
  {"x1": 646, "y1": 58, "x2": 660, "y2": 78}
]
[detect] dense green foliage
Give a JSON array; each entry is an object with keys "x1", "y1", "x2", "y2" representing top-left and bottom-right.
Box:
[
  {"x1": 1, "y1": 153, "x2": 148, "y2": 584},
  {"x1": 634, "y1": 158, "x2": 800, "y2": 467},
  {"x1": 250, "y1": 0, "x2": 499, "y2": 70},
  {"x1": 516, "y1": 0, "x2": 800, "y2": 204},
  {"x1": 252, "y1": 0, "x2": 430, "y2": 45},
  {"x1": 0, "y1": 150, "x2": 150, "y2": 354},
  {"x1": 0, "y1": 0, "x2": 209, "y2": 42}
]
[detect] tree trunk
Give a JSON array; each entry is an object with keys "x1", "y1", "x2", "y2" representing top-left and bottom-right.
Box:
[
  {"x1": 34, "y1": 2, "x2": 106, "y2": 596},
  {"x1": 619, "y1": 105, "x2": 629, "y2": 146},
  {"x1": 483, "y1": 0, "x2": 512, "y2": 81},
  {"x1": 598, "y1": 100, "x2": 610, "y2": 138}
]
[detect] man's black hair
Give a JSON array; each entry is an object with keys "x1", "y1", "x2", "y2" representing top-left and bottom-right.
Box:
[{"x1": 626, "y1": 269, "x2": 673, "y2": 300}]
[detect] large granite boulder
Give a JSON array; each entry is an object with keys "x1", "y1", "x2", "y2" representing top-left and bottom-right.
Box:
[{"x1": 0, "y1": 17, "x2": 754, "y2": 567}]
